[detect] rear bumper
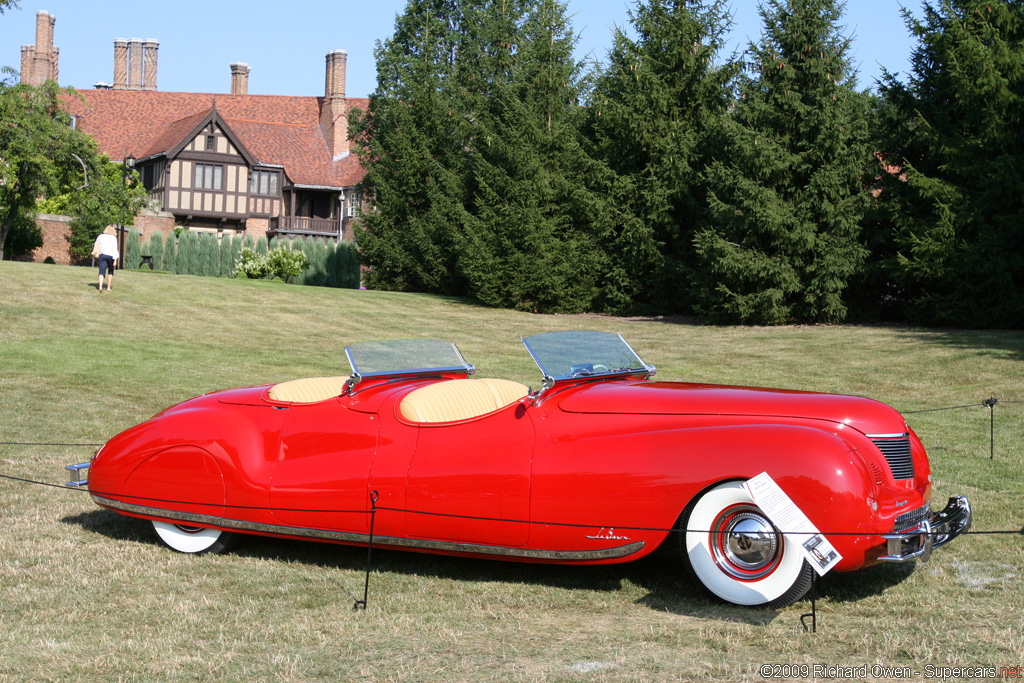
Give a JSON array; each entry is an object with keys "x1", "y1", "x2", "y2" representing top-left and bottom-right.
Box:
[{"x1": 879, "y1": 496, "x2": 972, "y2": 562}]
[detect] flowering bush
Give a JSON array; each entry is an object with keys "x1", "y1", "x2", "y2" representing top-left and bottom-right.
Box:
[{"x1": 234, "y1": 246, "x2": 309, "y2": 282}]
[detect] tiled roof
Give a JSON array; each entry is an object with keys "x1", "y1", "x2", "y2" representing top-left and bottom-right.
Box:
[{"x1": 66, "y1": 90, "x2": 368, "y2": 189}]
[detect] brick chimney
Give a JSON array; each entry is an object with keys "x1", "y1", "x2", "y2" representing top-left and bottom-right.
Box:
[
  {"x1": 128, "y1": 39, "x2": 144, "y2": 90},
  {"x1": 143, "y1": 39, "x2": 159, "y2": 91},
  {"x1": 320, "y1": 50, "x2": 349, "y2": 160},
  {"x1": 230, "y1": 63, "x2": 250, "y2": 95},
  {"x1": 113, "y1": 39, "x2": 128, "y2": 89},
  {"x1": 20, "y1": 11, "x2": 58, "y2": 86}
]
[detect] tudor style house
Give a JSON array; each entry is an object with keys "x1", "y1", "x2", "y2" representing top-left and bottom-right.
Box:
[{"x1": 21, "y1": 10, "x2": 367, "y2": 259}]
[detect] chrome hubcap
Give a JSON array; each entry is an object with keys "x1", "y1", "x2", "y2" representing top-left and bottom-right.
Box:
[{"x1": 710, "y1": 505, "x2": 782, "y2": 580}]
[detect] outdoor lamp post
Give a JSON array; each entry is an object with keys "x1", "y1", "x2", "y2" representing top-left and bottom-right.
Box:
[{"x1": 119, "y1": 153, "x2": 136, "y2": 267}]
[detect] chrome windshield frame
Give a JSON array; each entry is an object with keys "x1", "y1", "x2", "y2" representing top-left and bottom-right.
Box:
[
  {"x1": 343, "y1": 339, "x2": 475, "y2": 393},
  {"x1": 521, "y1": 331, "x2": 655, "y2": 404}
]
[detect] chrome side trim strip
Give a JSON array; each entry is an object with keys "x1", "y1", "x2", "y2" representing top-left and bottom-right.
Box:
[{"x1": 92, "y1": 495, "x2": 646, "y2": 561}]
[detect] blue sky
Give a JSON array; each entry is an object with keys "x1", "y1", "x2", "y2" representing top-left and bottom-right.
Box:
[{"x1": 2, "y1": 1, "x2": 921, "y2": 99}]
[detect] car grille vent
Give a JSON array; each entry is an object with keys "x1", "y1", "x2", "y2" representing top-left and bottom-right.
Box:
[
  {"x1": 894, "y1": 504, "x2": 931, "y2": 532},
  {"x1": 869, "y1": 463, "x2": 887, "y2": 487},
  {"x1": 871, "y1": 434, "x2": 915, "y2": 480}
]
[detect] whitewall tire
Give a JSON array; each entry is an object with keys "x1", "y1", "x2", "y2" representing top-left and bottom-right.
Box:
[
  {"x1": 152, "y1": 521, "x2": 237, "y2": 555},
  {"x1": 681, "y1": 481, "x2": 812, "y2": 607}
]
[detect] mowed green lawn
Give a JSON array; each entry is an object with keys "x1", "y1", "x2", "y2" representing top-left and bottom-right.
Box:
[{"x1": 1, "y1": 261, "x2": 1022, "y2": 682}]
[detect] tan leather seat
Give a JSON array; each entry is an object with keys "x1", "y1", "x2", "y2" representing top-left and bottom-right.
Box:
[
  {"x1": 400, "y1": 378, "x2": 529, "y2": 423},
  {"x1": 267, "y1": 377, "x2": 348, "y2": 403}
]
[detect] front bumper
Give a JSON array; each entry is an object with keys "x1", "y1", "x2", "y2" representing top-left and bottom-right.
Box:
[
  {"x1": 879, "y1": 496, "x2": 972, "y2": 562},
  {"x1": 65, "y1": 461, "x2": 90, "y2": 488}
]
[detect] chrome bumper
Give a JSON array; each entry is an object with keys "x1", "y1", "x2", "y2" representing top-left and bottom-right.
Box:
[
  {"x1": 65, "y1": 461, "x2": 90, "y2": 488},
  {"x1": 879, "y1": 496, "x2": 972, "y2": 562}
]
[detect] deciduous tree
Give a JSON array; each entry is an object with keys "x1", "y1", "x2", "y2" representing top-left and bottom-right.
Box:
[{"x1": 0, "y1": 78, "x2": 97, "y2": 260}]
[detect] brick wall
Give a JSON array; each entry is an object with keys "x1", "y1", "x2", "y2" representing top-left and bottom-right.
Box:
[
  {"x1": 133, "y1": 211, "x2": 176, "y2": 241},
  {"x1": 27, "y1": 211, "x2": 177, "y2": 265},
  {"x1": 246, "y1": 218, "x2": 270, "y2": 243},
  {"x1": 30, "y1": 214, "x2": 74, "y2": 264}
]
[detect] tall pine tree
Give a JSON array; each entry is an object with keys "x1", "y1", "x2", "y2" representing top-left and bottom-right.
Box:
[
  {"x1": 352, "y1": 0, "x2": 470, "y2": 295},
  {"x1": 355, "y1": 0, "x2": 611, "y2": 312},
  {"x1": 873, "y1": 0, "x2": 1024, "y2": 328},
  {"x1": 693, "y1": 0, "x2": 872, "y2": 324},
  {"x1": 456, "y1": 0, "x2": 611, "y2": 312},
  {"x1": 587, "y1": 0, "x2": 735, "y2": 312}
]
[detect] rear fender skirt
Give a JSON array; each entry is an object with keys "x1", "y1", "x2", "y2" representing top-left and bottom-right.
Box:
[{"x1": 93, "y1": 495, "x2": 645, "y2": 562}]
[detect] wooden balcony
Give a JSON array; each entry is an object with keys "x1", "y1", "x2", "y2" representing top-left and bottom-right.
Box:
[{"x1": 272, "y1": 216, "x2": 341, "y2": 237}]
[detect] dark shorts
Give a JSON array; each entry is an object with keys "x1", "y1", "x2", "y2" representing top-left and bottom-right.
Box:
[{"x1": 98, "y1": 254, "x2": 115, "y2": 276}]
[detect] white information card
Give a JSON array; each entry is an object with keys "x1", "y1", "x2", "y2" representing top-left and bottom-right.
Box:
[{"x1": 743, "y1": 471, "x2": 843, "y2": 576}]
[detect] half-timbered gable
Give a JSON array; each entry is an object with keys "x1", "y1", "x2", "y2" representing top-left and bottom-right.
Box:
[{"x1": 63, "y1": 49, "x2": 367, "y2": 244}]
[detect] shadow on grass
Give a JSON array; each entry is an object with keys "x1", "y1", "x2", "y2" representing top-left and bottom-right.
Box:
[
  {"x1": 61, "y1": 509, "x2": 921, "y2": 626},
  {"x1": 893, "y1": 327, "x2": 1024, "y2": 363}
]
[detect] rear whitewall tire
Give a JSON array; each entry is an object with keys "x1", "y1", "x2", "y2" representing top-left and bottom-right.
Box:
[
  {"x1": 152, "y1": 521, "x2": 238, "y2": 555},
  {"x1": 681, "y1": 481, "x2": 812, "y2": 607}
]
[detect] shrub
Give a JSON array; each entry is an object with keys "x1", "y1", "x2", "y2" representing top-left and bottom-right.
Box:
[
  {"x1": 146, "y1": 232, "x2": 164, "y2": 270},
  {"x1": 219, "y1": 234, "x2": 234, "y2": 276},
  {"x1": 43, "y1": 256, "x2": 56, "y2": 264},
  {"x1": 255, "y1": 236, "x2": 268, "y2": 255},
  {"x1": 234, "y1": 246, "x2": 309, "y2": 282},
  {"x1": 177, "y1": 231, "x2": 200, "y2": 275},
  {"x1": 198, "y1": 234, "x2": 219, "y2": 276},
  {"x1": 162, "y1": 233, "x2": 177, "y2": 273},
  {"x1": 125, "y1": 229, "x2": 142, "y2": 269}
]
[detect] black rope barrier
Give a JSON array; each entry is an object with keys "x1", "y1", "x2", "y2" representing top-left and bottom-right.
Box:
[
  {"x1": 1, "y1": 470, "x2": 1021, "y2": 623},
  {"x1": 2, "y1": 395, "x2": 1022, "y2": 617},
  {"x1": 0, "y1": 441, "x2": 104, "y2": 447},
  {"x1": 3, "y1": 471, "x2": 1021, "y2": 538}
]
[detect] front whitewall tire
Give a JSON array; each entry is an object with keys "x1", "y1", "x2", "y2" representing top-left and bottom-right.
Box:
[{"x1": 683, "y1": 481, "x2": 810, "y2": 607}]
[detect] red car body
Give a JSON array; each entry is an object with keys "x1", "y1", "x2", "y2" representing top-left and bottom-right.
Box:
[{"x1": 70, "y1": 332, "x2": 970, "y2": 607}]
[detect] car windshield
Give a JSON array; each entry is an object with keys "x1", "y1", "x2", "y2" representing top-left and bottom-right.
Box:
[
  {"x1": 521, "y1": 331, "x2": 652, "y2": 381},
  {"x1": 345, "y1": 339, "x2": 474, "y2": 380}
]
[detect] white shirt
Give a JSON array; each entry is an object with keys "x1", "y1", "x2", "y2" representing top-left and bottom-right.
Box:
[{"x1": 95, "y1": 233, "x2": 119, "y2": 259}]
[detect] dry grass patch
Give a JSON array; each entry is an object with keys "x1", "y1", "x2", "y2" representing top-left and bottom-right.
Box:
[{"x1": 1, "y1": 261, "x2": 1022, "y2": 682}]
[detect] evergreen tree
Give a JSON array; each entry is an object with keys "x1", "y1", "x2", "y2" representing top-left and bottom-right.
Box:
[
  {"x1": 255, "y1": 236, "x2": 268, "y2": 255},
  {"x1": 200, "y1": 233, "x2": 219, "y2": 276},
  {"x1": 587, "y1": 0, "x2": 735, "y2": 311},
  {"x1": 219, "y1": 234, "x2": 233, "y2": 276},
  {"x1": 355, "y1": 0, "x2": 612, "y2": 312},
  {"x1": 146, "y1": 231, "x2": 164, "y2": 270},
  {"x1": 693, "y1": 0, "x2": 872, "y2": 324},
  {"x1": 162, "y1": 232, "x2": 177, "y2": 273},
  {"x1": 353, "y1": 0, "x2": 470, "y2": 295},
  {"x1": 872, "y1": 0, "x2": 1024, "y2": 328},
  {"x1": 125, "y1": 229, "x2": 142, "y2": 269},
  {"x1": 177, "y1": 230, "x2": 200, "y2": 275},
  {"x1": 453, "y1": 0, "x2": 613, "y2": 312}
]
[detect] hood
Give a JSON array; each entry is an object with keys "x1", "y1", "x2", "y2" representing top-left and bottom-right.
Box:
[{"x1": 557, "y1": 381, "x2": 906, "y2": 436}]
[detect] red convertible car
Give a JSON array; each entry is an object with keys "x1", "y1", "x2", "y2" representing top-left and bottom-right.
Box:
[{"x1": 67, "y1": 331, "x2": 971, "y2": 607}]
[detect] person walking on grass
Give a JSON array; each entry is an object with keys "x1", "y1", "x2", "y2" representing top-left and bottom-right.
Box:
[{"x1": 92, "y1": 226, "x2": 119, "y2": 292}]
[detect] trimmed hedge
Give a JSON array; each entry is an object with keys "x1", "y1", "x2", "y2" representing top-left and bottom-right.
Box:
[{"x1": 139, "y1": 230, "x2": 360, "y2": 289}]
